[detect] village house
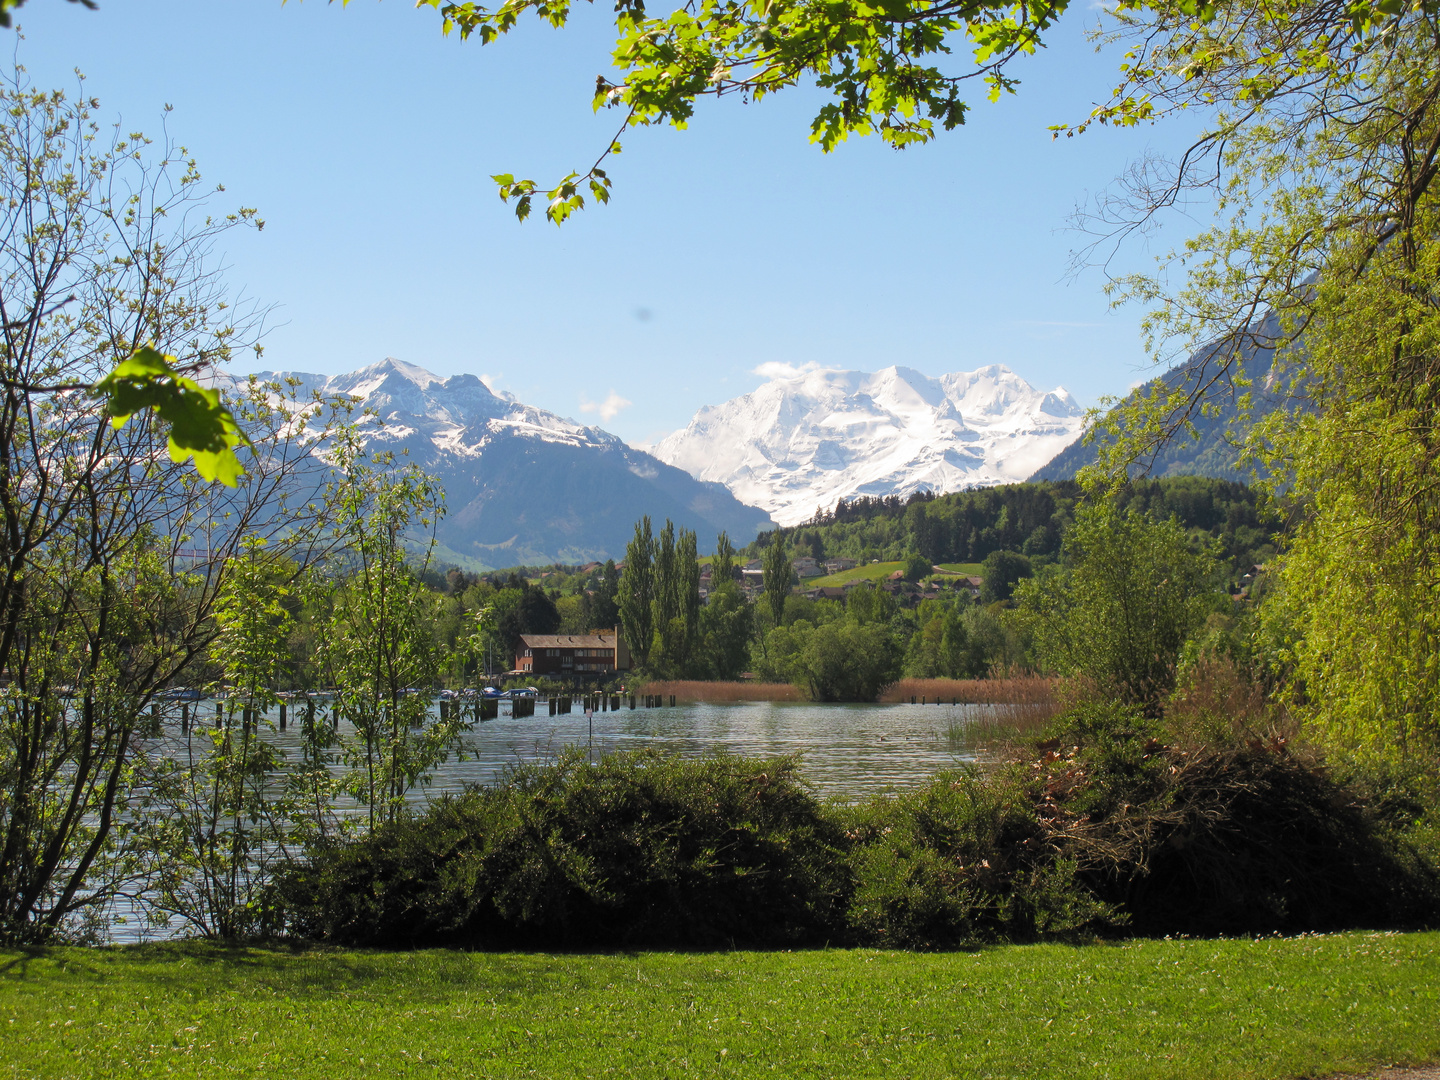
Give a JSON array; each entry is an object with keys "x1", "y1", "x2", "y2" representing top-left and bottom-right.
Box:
[
  {"x1": 791, "y1": 556, "x2": 824, "y2": 579},
  {"x1": 515, "y1": 629, "x2": 631, "y2": 679},
  {"x1": 823, "y1": 557, "x2": 857, "y2": 574}
]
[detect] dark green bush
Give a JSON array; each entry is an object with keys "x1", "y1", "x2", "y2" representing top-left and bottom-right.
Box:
[
  {"x1": 277, "y1": 710, "x2": 1439, "y2": 950},
  {"x1": 276, "y1": 750, "x2": 851, "y2": 949}
]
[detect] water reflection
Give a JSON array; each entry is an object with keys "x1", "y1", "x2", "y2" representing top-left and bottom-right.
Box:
[{"x1": 152, "y1": 697, "x2": 999, "y2": 803}]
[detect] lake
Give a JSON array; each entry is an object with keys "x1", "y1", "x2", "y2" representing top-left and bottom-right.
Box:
[{"x1": 192, "y1": 697, "x2": 1002, "y2": 802}]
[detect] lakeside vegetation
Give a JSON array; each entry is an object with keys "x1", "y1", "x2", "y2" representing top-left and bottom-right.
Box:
[
  {"x1": 270, "y1": 703, "x2": 1439, "y2": 950},
  {"x1": 3, "y1": 933, "x2": 1438, "y2": 1080},
  {"x1": 2, "y1": 0, "x2": 1438, "y2": 1045}
]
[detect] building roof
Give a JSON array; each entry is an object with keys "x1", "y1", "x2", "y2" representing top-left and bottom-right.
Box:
[{"x1": 518, "y1": 633, "x2": 616, "y2": 649}]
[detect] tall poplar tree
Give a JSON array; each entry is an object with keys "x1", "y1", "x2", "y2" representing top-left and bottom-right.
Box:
[
  {"x1": 678, "y1": 528, "x2": 701, "y2": 668},
  {"x1": 617, "y1": 516, "x2": 656, "y2": 669},
  {"x1": 712, "y1": 531, "x2": 736, "y2": 589},
  {"x1": 762, "y1": 534, "x2": 792, "y2": 631},
  {"x1": 653, "y1": 519, "x2": 679, "y2": 635}
]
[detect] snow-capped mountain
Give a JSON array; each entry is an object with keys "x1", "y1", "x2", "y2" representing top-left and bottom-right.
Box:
[
  {"x1": 222, "y1": 358, "x2": 774, "y2": 567},
  {"x1": 653, "y1": 365, "x2": 1086, "y2": 527}
]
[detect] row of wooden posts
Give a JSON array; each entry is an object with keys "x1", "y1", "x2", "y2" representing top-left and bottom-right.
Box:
[
  {"x1": 172, "y1": 699, "x2": 350, "y2": 736},
  {"x1": 546, "y1": 693, "x2": 677, "y2": 715},
  {"x1": 165, "y1": 692, "x2": 683, "y2": 734}
]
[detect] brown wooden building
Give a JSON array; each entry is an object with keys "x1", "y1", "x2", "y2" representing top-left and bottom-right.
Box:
[{"x1": 514, "y1": 629, "x2": 631, "y2": 678}]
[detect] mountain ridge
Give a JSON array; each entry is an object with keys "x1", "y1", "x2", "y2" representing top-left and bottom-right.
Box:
[
  {"x1": 1030, "y1": 309, "x2": 1293, "y2": 483},
  {"x1": 218, "y1": 358, "x2": 775, "y2": 568},
  {"x1": 653, "y1": 363, "x2": 1087, "y2": 526}
]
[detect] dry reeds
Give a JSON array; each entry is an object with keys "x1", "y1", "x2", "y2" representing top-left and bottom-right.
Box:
[
  {"x1": 1166, "y1": 655, "x2": 1292, "y2": 748},
  {"x1": 637, "y1": 680, "x2": 802, "y2": 703},
  {"x1": 879, "y1": 674, "x2": 1065, "y2": 753},
  {"x1": 879, "y1": 675, "x2": 1059, "y2": 706}
]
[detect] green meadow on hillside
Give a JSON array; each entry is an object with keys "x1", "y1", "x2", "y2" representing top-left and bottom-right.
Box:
[{"x1": 802, "y1": 561, "x2": 982, "y2": 589}]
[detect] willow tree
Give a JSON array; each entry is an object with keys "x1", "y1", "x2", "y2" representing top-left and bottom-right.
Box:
[{"x1": 1060, "y1": 0, "x2": 1440, "y2": 756}]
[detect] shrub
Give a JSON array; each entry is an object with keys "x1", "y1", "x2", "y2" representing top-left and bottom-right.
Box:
[
  {"x1": 276, "y1": 750, "x2": 851, "y2": 949},
  {"x1": 792, "y1": 620, "x2": 904, "y2": 702}
]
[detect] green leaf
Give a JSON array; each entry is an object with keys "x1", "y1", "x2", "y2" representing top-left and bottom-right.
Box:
[{"x1": 94, "y1": 346, "x2": 251, "y2": 486}]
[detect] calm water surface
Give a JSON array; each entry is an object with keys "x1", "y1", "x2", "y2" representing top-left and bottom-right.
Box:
[
  {"x1": 155, "y1": 697, "x2": 1002, "y2": 801},
  {"x1": 418, "y1": 698, "x2": 995, "y2": 800}
]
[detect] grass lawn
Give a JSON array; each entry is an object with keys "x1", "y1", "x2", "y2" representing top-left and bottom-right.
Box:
[
  {"x1": 933, "y1": 562, "x2": 984, "y2": 577},
  {"x1": 2, "y1": 933, "x2": 1438, "y2": 1079},
  {"x1": 806, "y1": 561, "x2": 983, "y2": 589}
]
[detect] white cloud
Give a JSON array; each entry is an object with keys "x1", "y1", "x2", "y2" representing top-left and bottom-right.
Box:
[
  {"x1": 631, "y1": 428, "x2": 676, "y2": 454},
  {"x1": 480, "y1": 374, "x2": 518, "y2": 403},
  {"x1": 751, "y1": 360, "x2": 823, "y2": 380},
  {"x1": 580, "y1": 389, "x2": 632, "y2": 422}
]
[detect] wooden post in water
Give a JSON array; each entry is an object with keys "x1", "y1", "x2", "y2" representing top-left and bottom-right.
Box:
[
  {"x1": 670, "y1": 695, "x2": 676, "y2": 707},
  {"x1": 216, "y1": 702, "x2": 223, "y2": 727},
  {"x1": 629, "y1": 695, "x2": 635, "y2": 710},
  {"x1": 242, "y1": 707, "x2": 253, "y2": 736},
  {"x1": 181, "y1": 703, "x2": 190, "y2": 734},
  {"x1": 279, "y1": 702, "x2": 287, "y2": 730}
]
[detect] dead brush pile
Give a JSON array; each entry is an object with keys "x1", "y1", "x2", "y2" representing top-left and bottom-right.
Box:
[
  {"x1": 843, "y1": 702, "x2": 1440, "y2": 947},
  {"x1": 1018, "y1": 704, "x2": 1440, "y2": 934}
]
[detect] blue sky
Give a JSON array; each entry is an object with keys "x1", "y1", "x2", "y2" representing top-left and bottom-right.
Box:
[{"x1": 18, "y1": 0, "x2": 1210, "y2": 445}]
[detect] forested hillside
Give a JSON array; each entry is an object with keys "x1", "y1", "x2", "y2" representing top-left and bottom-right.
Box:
[
  {"x1": 743, "y1": 477, "x2": 1282, "y2": 577},
  {"x1": 1031, "y1": 309, "x2": 1294, "y2": 484}
]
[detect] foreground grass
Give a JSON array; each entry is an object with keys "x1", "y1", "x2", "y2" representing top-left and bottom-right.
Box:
[{"x1": 2, "y1": 933, "x2": 1438, "y2": 1079}]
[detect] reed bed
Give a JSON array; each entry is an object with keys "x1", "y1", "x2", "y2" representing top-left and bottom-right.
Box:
[
  {"x1": 880, "y1": 675, "x2": 1060, "y2": 707},
  {"x1": 881, "y1": 675, "x2": 1065, "y2": 751},
  {"x1": 637, "y1": 680, "x2": 802, "y2": 703}
]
